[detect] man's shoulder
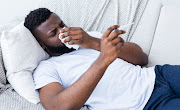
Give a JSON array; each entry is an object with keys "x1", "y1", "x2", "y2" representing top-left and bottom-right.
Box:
[
  {"x1": 36, "y1": 56, "x2": 61, "y2": 70},
  {"x1": 34, "y1": 56, "x2": 59, "y2": 78}
]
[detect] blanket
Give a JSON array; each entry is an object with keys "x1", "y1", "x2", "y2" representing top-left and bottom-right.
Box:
[{"x1": 38, "y1": 0, "x2": 149, "y2": 41}]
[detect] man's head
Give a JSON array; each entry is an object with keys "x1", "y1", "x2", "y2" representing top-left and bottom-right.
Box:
[{"x1": 24, "y1": 8, "x2": 74, "y2": 56}]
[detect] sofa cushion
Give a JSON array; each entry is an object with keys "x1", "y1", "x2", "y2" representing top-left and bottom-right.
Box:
[
  {"x1": 162, "y1": 0, "x2": 180, "y2": 7},
  {"x1": 0, "y1": 32, "x2": 6, "y2": 89},
  {"x1": 148, "y1": 6, "x2": 180, "y2": 66},
  {"x1": 1, "y1": 22, "x2": 50, "y2": 104},
  {"x1": 130, "y1": 0, "x2": 163, "y2": 55}
]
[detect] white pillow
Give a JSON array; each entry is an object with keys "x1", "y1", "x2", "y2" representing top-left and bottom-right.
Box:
[
  {"x1": 1, "y1": 22, "x2": 50, "y2": 104},
  {"x1": 148, "y1": 6, "x2": 180, "y2": 67}
]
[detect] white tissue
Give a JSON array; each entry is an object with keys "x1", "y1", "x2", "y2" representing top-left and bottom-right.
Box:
[
  {"x1": 59, "y1": 27, "x2": 79, "y2": 50},
  {"x1": 118, "y1": 23, "x2": 134, "y2": 31}
]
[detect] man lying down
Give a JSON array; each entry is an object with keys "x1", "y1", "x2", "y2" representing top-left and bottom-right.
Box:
[{"x1": 25, "y1": 8, "x2": 180, "y2": 110}]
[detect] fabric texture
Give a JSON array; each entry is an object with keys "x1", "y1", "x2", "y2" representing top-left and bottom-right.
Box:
[
  {"x1": 33, "y1": 32, "x2": 155, "y2": 110},
  {"x1": 0, "y1": 16, "x2": 25, "y2": 33},
  {"x1": 130, "y1": 0, "x2": 163, "y2": 55},
  {"x1": 148, "y1": 6, "x2": 180, "y2": 66},
  {"x1": 1, "y1": 22, "x2": 50, "y2": 104},
  {"x1": 0, "y1": 16, "x2": 25, "y2": 89},
  {"x1": 144, "y1": 65, "x2": 180, "y2": 110},
  {"x1": 128, "y1": 0, "x2": 150, "y2": 41},
  {"x1": 0, "y1": 84, "x2": 89, "y2": 110},
  {"x1": 0, "y1": 84, "x2": 45, "y2": 110},
  {"x1": 0, "y1": 33, "x2": 6, "y2": 92},
  {"x1": 38, "y1": 0, "x2": 149, "y2": 41}
]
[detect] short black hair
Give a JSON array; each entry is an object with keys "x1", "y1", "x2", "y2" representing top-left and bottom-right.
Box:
[{"x1": 24, "y1": 8, "x2": 52, "y2": 34}]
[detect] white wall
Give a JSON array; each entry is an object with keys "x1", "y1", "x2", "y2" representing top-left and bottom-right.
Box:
[{"x1": 0, "y1": 0, "x2": 42, "y2": 26}]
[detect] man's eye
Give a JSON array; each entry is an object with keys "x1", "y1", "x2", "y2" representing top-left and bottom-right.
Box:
[{"x1": 51, "y1": 30, "x2": 57, "y2": 37}]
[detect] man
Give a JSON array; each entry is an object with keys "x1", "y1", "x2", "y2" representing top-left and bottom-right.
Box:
[{"x1": 25, "y1": 8, "x2": 180, "y2": 110}]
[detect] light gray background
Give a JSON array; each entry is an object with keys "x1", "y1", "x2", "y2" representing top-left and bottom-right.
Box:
[{"x1": 0, "y1": 0, "x2": 42, "y2": 26}]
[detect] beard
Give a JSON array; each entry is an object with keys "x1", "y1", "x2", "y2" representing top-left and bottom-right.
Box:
[{"x1": 45, "y1": 44, "x2": 75, "y2": 55}]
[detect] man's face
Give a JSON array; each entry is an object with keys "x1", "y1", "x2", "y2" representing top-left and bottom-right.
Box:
[{"x1": 34, "y1": 13, "x2": 73, "y2": 56}]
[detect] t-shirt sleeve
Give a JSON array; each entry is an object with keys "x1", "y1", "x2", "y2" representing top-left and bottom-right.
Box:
[{"x1": 33, "y1": 60, "x2": 62, "y2": 90}]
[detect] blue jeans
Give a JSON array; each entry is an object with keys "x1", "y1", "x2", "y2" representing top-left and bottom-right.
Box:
[{"x1": 144, "y1": 65, "x2": 180, "y2": 110}]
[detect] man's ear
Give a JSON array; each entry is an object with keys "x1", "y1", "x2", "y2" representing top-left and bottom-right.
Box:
[{"x1": 39, "y1": 42, "x2": 46, "y2": 50}]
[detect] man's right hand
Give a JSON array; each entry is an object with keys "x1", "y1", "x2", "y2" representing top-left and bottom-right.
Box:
[{"x1": 98, "y1": 25, "x2": 126, "y2": 65}]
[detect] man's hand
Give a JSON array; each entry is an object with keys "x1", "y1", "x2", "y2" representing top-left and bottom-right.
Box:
[
  {"x1": 98, "y1": 25, "x2": 126, "y2": 65},
  {"x1": 60, "y1": 27, "x2": 94, "y2": 48}
]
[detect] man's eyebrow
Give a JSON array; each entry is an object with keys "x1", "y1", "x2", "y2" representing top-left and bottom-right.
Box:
[{"x1": 59, "y1": 21, "x2": 64, "y2": 26}]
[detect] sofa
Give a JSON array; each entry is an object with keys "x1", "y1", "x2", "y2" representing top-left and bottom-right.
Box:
[{"x1": 0, "y1": 0, "x2": 180, "y2": 109}]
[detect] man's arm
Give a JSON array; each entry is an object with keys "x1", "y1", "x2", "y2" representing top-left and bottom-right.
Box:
[
  {"x1": 89, "y1": 37, "x2": 148, "y2": 66},
  {"x1": 39, "y1": 25, "x2": 123, "y2": 110},
  {"x1": 62, "y1": 27, "x2": 148, "y2": 66}
]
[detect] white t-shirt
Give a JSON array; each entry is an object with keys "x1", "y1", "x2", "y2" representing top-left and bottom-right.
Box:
[{"x1": 33, "y1": 32, "x2": 156, "y2": 110}]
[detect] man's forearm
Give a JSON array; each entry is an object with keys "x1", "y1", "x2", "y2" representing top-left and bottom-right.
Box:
[
  {"x1": 118, "y1": 42, "x2": 148, "y2": 66},
  {"x1": 89, "y1": 37, "x2": 101, "y2": 51},
  {"x1": 89, "y1": 37, "x2": 148, "y2": 66}
]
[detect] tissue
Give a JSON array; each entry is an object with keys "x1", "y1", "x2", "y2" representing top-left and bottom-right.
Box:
[{"x1": 59, "y1": 27, "x2": 79, "y2": 50}]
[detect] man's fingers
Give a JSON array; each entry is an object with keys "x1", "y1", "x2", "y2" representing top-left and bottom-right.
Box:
[
  {"x1": 112, "y1": 37, "x2": 122, "y2": 45},
  {"x1": 108, "y1": 30, "x2": 125, "y2": 40},
  {"x1": 64, "y1": 35, "x2": 81, "y2": 43},
  {"x1": 62, "y1": 27, "x2": 82, "y2": 33},
  {"x1": 102, "y1": 25, "x2": 120, "y2": 39},
  {"x1": 61, "y1": 31, "x2": 82, "y2": 39},
  {"x1": 120, "y1": 37, "x2": 125, "y2": 43},
  {"x1": 68, "y1": 40, "x2": 82, "y2": 45},
  {"x1": 116, "y1": 42, "x2": 123, "y2": 49}
]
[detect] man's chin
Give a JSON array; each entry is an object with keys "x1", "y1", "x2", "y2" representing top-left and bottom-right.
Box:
[{"x1": 45, "y1": 44, "x2": 75, "y2": 56}]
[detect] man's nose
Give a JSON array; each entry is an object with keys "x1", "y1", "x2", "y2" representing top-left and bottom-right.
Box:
[
  {"x1": 57, "y1": 27, "x2": 65, "y2": 40},
  {"x1": 58, "y1": 26, "x2": 67, "y2": 34},
  {"x1": 57, "y1": 28, "x2": 62, "y2": 35}
]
